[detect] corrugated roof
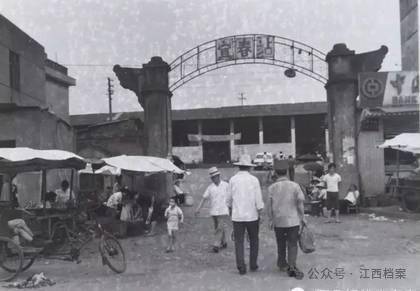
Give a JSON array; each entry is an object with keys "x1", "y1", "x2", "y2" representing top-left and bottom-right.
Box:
[{"x1": 70, "y1": 102, "x2": 328, "y2": 126}]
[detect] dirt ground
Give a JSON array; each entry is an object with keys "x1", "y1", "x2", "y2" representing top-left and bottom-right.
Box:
[{"x1": 3, "y1": 168, "x2": 420, "y2": 291}]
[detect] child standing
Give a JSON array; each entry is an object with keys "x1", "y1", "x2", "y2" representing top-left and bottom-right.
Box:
[{"x1": 165, "y1": 197, "x2": 184, "y2": 253}]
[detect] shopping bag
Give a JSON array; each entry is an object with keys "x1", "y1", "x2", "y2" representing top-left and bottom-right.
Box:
[{"x1": 298, "y1": 224, "x2": 315, "y2": 253}]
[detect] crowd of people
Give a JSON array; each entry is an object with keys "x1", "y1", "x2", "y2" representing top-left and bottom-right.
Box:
[{"x1": 3, "y1": 152, "x2": 361, "y2": 281}]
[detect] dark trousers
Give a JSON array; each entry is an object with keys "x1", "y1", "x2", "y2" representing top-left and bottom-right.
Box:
[
  {"x1": 288, "y1": 168, "x2": 295, "y2": 181},
  {"x1": 233, "y1": 220, "x2": 259, "y2": 271},
  {"x1": 274, "y1": 225, "x2": 299, "y2": 268}
]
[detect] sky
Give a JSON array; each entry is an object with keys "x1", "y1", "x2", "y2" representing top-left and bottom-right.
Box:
[{"x1": 0, "y1": 0, "x2": 402, "y2": 115}]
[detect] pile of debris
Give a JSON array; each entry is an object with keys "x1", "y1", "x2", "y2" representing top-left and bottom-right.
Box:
[{"x1": 5, "y1": 273, "x2": 55, "y2": 289}]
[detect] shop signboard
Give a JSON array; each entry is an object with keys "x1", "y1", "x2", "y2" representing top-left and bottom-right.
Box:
[{"x1": 359, "y1": 71, "x2": 419, "y2": 108}]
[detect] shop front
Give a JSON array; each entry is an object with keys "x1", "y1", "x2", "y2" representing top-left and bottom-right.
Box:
[{"x1": 358, "y1": 71, "x2": 419, "y2": 197}]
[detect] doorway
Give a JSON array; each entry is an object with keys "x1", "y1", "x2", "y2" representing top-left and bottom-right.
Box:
[{"x1": 203, "y1": 142, "x2": 231, "y2": 164}]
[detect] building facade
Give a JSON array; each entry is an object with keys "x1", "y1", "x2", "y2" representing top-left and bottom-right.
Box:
[
  {"x1": 400, "y1": 0, "x2": 418, "y2": 71},
  {"x1": 0, "y1": 15, "x2": 76, "y2": 205},
  {"x1": 71, "y1": 102, "x2": 328, "y2": 164}
]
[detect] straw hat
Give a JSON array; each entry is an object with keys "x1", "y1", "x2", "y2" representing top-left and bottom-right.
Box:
[
  {"x1": 208, "y1": 167, "x2": 221, "y2": 177},
  {"x1": 234, "y1": 154, "x2": 256, "y2": 167}
]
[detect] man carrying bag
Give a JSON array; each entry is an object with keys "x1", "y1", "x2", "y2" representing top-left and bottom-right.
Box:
[{"x1": 267, "y1": 158, "x2": 306, "y2": 280}]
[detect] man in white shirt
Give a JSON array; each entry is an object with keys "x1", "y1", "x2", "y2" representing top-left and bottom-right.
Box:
[
  {"x1": 322, "y1": 163, "x2": 342, "y2": 223},
  {"x1": 195, "y1": 167, "x2": 230, "y2": 253},
  {"x1": 226, "y1": 155, "x2": 264, "y2": 275},
  {"x1": 55, "y1": 180, "x2": 75, "y2": 205}
]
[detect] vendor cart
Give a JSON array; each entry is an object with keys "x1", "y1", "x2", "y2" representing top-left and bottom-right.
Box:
[
  {"x1": 0, "y1": 148, "x2": 126, "y2": 282},
  {"x1": 378, "y1": 133, "x2": 420, "y2": 212}
]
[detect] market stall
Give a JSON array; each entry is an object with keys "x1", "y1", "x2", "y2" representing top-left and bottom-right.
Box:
[{"x1": 378, "y1": 133, "x2": 420, "y2": 212}]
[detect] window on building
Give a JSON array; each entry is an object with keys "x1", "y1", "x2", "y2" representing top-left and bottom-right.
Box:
[
  {"x1": 172, "y1": 120, "x2": 198, "y2": 147},
  {"x1": 9, "y1": 51, "x2": 20, "y2": 91},
  {"x1": 263, "y1": 116, "x2": 291, "y2": 143},
  {"x1": 0, "y1": 140, "x2": 16, "y2": 148},
  {"x1": 234, "y1": 117, "x2": 259, "y2": 145}
]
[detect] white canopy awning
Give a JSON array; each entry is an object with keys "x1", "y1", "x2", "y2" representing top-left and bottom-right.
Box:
[
  {"x1": 102, "y1": 155, "x2": 184, "y2": 174},
  {"x1": 79, "y1": 164, "x2": 121, "y2": 176},
  {"x1": 0, "y1": 147, "x2": 86, "y2": 173},
  {"x1": 378, "y1": 133, "x2": 420, "y2": 154}
]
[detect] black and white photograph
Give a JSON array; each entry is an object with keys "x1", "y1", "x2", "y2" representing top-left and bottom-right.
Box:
[{"x1": 0, "y1": 0, "x2": 419, "y2": 290}]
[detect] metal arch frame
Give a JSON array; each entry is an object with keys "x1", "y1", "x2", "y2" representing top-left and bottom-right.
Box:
[{"x1": 169, "y1": 34, "x2": 328, "y2": 91}]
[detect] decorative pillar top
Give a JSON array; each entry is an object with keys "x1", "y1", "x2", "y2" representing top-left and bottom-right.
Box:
[
  {"x1": 113, "y1": 56, "x2": 172, "y2": 108},
  {"x1": 325, "y1": 43, "x2": 388, "y2": 86}
]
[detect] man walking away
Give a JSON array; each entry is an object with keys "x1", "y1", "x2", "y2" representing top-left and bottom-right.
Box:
[
  {"x1": 226, "y1": 155, "x2": 264, "y2": 275},
  {"x1": 195, "y1": 167, "x2": 230, "y2": 253},
  {"x1": 322, "y1": 163, "x2": 342, "y2": 223},
  {"x1": 268, "y1": 159, "x2": 306, "y2": 280}
]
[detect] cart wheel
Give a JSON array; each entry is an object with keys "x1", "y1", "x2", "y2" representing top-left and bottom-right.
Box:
[
  {"x1": 0, "y1": 237, "x2": 23, "y2": 282},
  {"x1": 401, "y1": 190, "x2": 420, "y2": 213},
  {"x1": 99, "y1": 234, "x2": 126, "y2": 274}
]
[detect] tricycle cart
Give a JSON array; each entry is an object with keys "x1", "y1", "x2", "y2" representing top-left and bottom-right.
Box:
[{"x1": 0, "y1": 148, "x2": 126, "y2": 282}]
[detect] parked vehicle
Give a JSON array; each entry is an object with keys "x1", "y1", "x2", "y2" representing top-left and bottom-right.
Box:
[{"x1": 253, "y1": 152, "x2": 273, "y2": 169}]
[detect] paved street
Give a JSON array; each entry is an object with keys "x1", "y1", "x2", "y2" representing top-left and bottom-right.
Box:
[{"x1": 4, "y1": 168, "x2": 420, "y2": 291}]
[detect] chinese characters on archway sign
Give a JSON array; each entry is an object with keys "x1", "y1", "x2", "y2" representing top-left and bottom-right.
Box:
[{"x1": 215, "y1": 35, "x2": 275, "y2": 62}]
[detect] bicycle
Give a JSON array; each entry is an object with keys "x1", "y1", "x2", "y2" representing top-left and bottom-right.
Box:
[{"x1": 0, "y1": 205, "x2": 126, "y2": 282}]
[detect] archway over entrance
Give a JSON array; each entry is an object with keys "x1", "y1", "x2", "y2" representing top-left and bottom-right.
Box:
[
  {"x1": 113, "y1": 35, "x2": 388, "y2": 200},
  {"x1": 168, "y1": 34, "x2": 328, "y2": 91}
]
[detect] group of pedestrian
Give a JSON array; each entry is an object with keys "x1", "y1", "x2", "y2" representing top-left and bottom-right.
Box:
[{"x1": 192, "y1": 154, "x2": 307, "y2": 279}]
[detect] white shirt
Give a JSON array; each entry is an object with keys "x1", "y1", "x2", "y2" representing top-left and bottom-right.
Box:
[
  {"x1": 203, "y1": 180, "x2": 229, "y2": 216},
  {"x1": 55, "y1": 188, "x2": 75, "y2": 203},
  {"x1": 106, "y1": 192, "x2": 122, "y2": 209},
  {"x1": 226, "y1": 171, "x2": 264, "y2": 222},
  {"x1": 322, "y1": 173, "x2": 341, "y2": 192},
  {"x1": 345, "y1": 190, "x2": 360, "y2": 205}
]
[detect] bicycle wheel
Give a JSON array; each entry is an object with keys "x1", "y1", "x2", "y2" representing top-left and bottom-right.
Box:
[
  {"x1": 0, "y1": 237, "x2": 23, "y2": 282},
  {"x1": 99, "y1": 234, "x2": 126, "y2": 273}
]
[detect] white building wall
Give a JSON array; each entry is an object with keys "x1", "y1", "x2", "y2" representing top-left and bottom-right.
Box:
[{"x1": 231, "y1": 143, "x2": 293, "y2": 162}]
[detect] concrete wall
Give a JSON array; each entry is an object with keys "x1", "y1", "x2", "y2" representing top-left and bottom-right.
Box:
[
  {"x1": 173, "y1": 143, "x2": 293, "y2": 164},
  {"x1": 357, "y1": 122, "x2": 386, "y2": 197},
  {"x1": 0, "y1": 15, "x2": 46, "y2": 107},
  {"x1": 400, "y1": 0, "x2": 419, "y2": 71},
  {"x1": 45, "y1": 79, "x2": 70, "y2": 122},
  {"x1": 232, "y1": 143, "x2": 293, "y2": 161},
  {"x1": 173, "y1": 146, "x2": 203, "y2": 164},
  {"x1": 0, "y1": 109, "x2": 74, "y2": 206},
  {"x1": 76, "y1": 119, "x2": 143, "y2": 159}
]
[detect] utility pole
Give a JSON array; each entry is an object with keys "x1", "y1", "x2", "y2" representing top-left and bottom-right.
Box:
[
  {"x1": 238, "y1": 92, "x2": 247, "y2": 106},
  {"x1": 107, "y1": 77, "x2": 114, "y2": 121}
]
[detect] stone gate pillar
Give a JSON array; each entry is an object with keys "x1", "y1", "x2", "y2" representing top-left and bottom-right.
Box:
[
  {"x1": 325, "y1": 44, "x2": 388, "y2": 197},
  {"x1": 113, "y1": 56, "x2": 173, "y2": 202}
]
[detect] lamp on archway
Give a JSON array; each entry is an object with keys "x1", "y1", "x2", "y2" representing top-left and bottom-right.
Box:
[{"x1": 284, "y1": 68, "x2": 296, "y2": 78}]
